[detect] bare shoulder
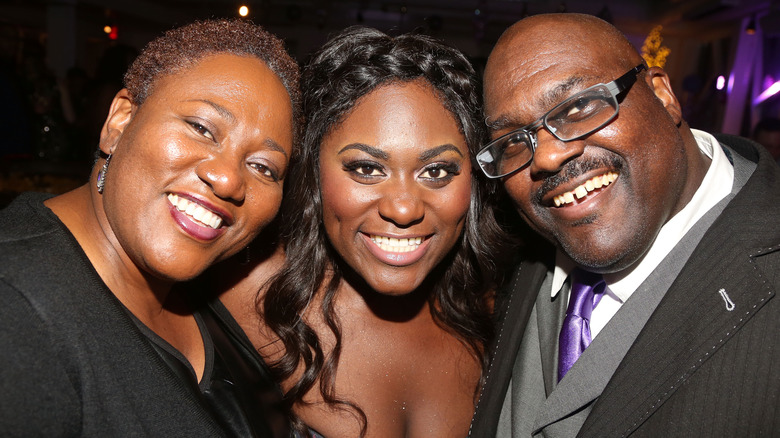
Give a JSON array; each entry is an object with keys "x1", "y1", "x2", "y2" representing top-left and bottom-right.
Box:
[{"x1": 215, "y1": 245, "x2": 286, "y2": 349}]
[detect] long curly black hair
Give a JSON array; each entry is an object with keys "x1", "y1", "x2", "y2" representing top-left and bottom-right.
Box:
[{"x1": 260, "y1": 26, "x2": 507, "y2": 435}]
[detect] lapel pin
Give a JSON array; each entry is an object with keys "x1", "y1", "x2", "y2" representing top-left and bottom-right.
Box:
[{"x1": 718, "y1": 288, "x2": 735, "y2": 311}]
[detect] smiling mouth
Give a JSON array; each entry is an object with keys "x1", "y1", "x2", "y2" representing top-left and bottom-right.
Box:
[
  {"x1": 369, "y1": 234, "x2": 424, "y2": 253},
  {"x1": 552, "y1": 171, "x2": 618, "y2": 207},
  {"x1": 167, "y1": 193, "x2": 223, "y2": 229}
]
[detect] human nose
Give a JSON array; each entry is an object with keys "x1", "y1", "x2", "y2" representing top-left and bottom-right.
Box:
[
  {"x1": 528, "y1": 128, "x2": 586, "y2": 175},
  {"x1": 377, "y1": 178, "x2": 425, "y2": 227},
  {"x1": 196, "y1": 153, "x2": 246, "y2": 203}
]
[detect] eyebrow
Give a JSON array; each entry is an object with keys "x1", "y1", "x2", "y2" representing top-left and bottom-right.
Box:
[
  {"x1": 538, "y1": 77, "x2": 586, "y2": 111},
  {"x1": 188, "y1": 99, "x2": 237, "y2": 124},
  {"x1": 337, "y1": 143, "x2": 464, "y2": 162},
  {"x1": 337, "y1": 143, "x2": 389, "y2": 159},
  {"x1": 485, "y1": 114, "x2": 517, "y2": 133},
  {"x1": 486, "y1": 76, "x2": 587, "y2": 133},
  {"x1": 264, "y1": 138, "x2": 288, "y2": 158},
  {"x1": 419, "y1": 144, "x2": 464, "y2": 161}
]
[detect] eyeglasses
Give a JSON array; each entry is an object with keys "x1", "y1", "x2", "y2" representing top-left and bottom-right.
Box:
[{"x1": 476, "y1": 64, "x2": 647, "y2": 178}]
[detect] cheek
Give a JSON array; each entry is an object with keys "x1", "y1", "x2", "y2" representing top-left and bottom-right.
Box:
[
  {"x1": 245, "y1": 185, "x2": 284, "y2": 229},
  {"x1": 503, "y1": 174, "x2": 535, "y2": 213},
  {"x1": 617, "y1": 120, "x2": 688, "y2": 211},
  {"x1": 502, "y1": 173, "x2": 553, "y2": 237},
  {"x1": 435, "y1": 177, "x2": 472, "y2": 234},
  {"x1": 319, "y1": 171, "x2": 365, "y2": 240},
  {"x1": 116, "y1": 125, "x2": 189, "y2": 189}
]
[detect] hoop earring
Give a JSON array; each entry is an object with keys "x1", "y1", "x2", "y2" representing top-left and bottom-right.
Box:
[{"x1": 96, "y1": 153, "x2": 112, "y2": 194}]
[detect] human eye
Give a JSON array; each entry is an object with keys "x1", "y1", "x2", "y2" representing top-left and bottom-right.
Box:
[
  {"x1": 502, "y1": 142, "x2": 526, "y2": 160},
  {"x1": 498, "y1": 131, "x2": 530, "y2": 158},
  {"x1": 419, "y1": 162, "x2": 460, "y2": 183},
  {"x1": 187, "y1": 120, "x2": 215, "y2": 141},
  {"x1": 559, "y1": 95, "x2": 603, "y2": 121},
  {"x1": 504, "y1": 131, "x2": 530, "y2": 150},
  {"x1": 343, "y1": 160, "x2": 386, "y2": 180},
  {"x1": 506, "y1": 131, "x2": 526, "y2": 146},
  {"x1": 248, "y1": 160, "x2": 281, "y2": 182}
]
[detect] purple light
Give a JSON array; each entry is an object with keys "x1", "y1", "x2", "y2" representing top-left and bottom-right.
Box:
[
  {"x1": 716, "y1": 75, "x2": 726, "y2": 90},
  {"x1": 754, "y1": 80, "x2": 780, "y2": 104},
  {"x1": 728, "y1": 73, "x2": 735, "y2": 94}
]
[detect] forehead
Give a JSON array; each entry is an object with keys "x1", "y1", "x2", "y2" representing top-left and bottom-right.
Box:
[
  {"x1": 143, "y1": 53, "x2": 294, "y2": 149},
  {"x1": 323, "y1": 80, "x2": 467, "y2": 155},
  {"x1": 484, "y1": 21, "x2": 623, "y2": 127},
  {"x1": 149, "y1": 53, "x2": 288, "y2": 104}
]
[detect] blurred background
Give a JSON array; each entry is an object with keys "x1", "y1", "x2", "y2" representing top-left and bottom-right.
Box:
[{"x1": 1, "y1": 0, "x2": 779, "y2": 205}]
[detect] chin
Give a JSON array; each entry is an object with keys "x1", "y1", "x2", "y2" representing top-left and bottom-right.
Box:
[
  {"x1": 368, "y1": 281, "x2": 422, "y2": 296},
  {"x1": 151, "y1": 267, "x2": 205, "y2": 283},
  {"x1": 553, "y1": 223, "x2": 652, "y2": 273},
  {"x1": 143, "y1": 254, "x2": 212, "y2": 284},
  {"x1": 563, "y1": 242, "x2": 647, "y2": 274},
  {"x1": 354, "y1": 269, "x2": 429, "y2": 296},
  {"x1": 341, "y1": 255, "x2": 441, "y2": 297}
]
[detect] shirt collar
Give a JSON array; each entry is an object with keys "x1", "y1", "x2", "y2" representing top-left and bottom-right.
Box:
[{"x1": 551, "y1": 129, "x2": 734, "y2": 299}]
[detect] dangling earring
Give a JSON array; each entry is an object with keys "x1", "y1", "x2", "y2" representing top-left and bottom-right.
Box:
[
  {"x1": 96, "y1": 153, "x2": 112, "y2": 194},
  {"x1": 241, "y1": 245, "x2": 252, "y2": 265}
]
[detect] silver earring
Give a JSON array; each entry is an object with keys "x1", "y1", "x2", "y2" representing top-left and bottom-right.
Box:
[
  {"x1": 96, "y1": 153, "x2": 112, "y2": 194},
  {"x1": 241, "y1": 245, "x2": 252, "y2": 265}
]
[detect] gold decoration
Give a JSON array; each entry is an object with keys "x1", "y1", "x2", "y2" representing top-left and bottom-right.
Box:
[{"x1": 641, "y1": 25, "x2": 671, "y2": 68}]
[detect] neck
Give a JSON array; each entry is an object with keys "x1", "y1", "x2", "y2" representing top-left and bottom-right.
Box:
[
  {"x1": 675, "y1": 126, "x2": 712, "y2": 217},
  {"x1": 45, "y1": 183, "x2": 176, "y2": 317},
  {"x1": 338, "y1": 264, "x2": 436, "y2": 323},
  {"x1": 47, "y1": 180, "x2": 205, "y2": 380}
]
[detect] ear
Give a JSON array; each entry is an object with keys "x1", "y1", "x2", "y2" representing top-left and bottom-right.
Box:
[
  {"x1": 645, "y1": 66, "x2": 683, "y2": 126},
  {"x1": 98, "y1": 89, "x2": 135, "y2": 155}
]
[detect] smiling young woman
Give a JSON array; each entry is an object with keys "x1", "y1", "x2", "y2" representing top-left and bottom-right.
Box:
[
  {"x1": 0, "y1": 19, "x2": 300, "y2": 437},
  {"x1": 217, "y1": 26, "x2": 509, "y2": 437},
  {"x1": 318, "y1": 80, "x2": 473, "y2": 298}
]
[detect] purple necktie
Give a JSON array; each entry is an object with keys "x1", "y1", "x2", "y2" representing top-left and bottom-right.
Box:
[{"x1": 558, "y1": 268, "x2": 606, "y2": 381}]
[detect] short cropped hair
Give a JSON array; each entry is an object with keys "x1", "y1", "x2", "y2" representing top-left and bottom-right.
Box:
[{"x1": 123, "y1": 18, "x2": 301, "y2": 146}]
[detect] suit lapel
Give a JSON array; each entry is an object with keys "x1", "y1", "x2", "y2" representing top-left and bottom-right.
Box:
[
  {"x1": 537, "y1": 274, "x2": 566, "y2": 395},
  {"x1": 533, "y1": 142, "x2": 760, "y2": 434},
  {"x1": 470, "y1": 251, "x2": 550, "y2": 437},
  {"x1": 532, "y1": 190, "x2": 729, "y2": 434},
  {"x1": 581, "y1": 245, "x2": 776, "y2": 437},
  {"x1": 581, "y1": 142, "x2": 780, "y2": 437}
]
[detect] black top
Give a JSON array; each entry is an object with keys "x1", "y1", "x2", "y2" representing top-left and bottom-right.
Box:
[
  {"x1": 0, "y1": 192, "x2": 289, "y2": 437},
  {"x1": 201, "y1": 299, "x2": 290, "y2": 438}
]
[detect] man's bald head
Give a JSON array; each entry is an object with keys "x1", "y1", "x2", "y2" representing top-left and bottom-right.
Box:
[
  {"x1": 485, "y1": 14, "x2": 642, "y2": 112},
  {"x1": 480, "y1": 13, "x2": 709, "y2": 273}
]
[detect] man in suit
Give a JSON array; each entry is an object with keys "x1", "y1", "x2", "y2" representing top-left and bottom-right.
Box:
[{"x1": 469, "y1": 13, "x2": 779, "y2": 437}]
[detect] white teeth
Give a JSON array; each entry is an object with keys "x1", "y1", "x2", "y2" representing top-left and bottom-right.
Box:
[
  {"x1": 553, "y1": 172, "x2": 618, "y2": 207},
  {"x1": 192, "y1": 205, "x2": 207, "y2": 222},
  {"x1": 167, "y1": 193, "x2": 223, "y2": 229},
  {"x1": 369, "y1": 235, "x2": 423, "y2": 253},
  {"x1": 584, "y1": 179, "x2": 595, "y2": 191}
]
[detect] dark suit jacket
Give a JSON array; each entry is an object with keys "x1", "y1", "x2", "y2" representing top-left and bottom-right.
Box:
[{"x1": 470, "y1": 135, "x2": 780, "y2": 437}]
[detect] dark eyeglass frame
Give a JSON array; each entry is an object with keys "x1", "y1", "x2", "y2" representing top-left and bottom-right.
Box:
[{"x1": 477, "y1": 63, "x2": 647, "y2": 179}]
